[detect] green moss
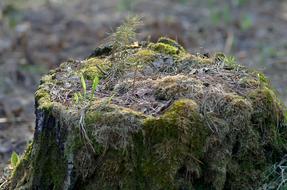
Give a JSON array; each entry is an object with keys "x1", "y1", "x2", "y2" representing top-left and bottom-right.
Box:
[
  {"x1": 257, "y1": 72, "x2": 269, "y2": 86},
  {"x1": 35, "y1": 87, "x2": 53, "y2": 112},
  {"x1": 40, "y1": 73, "x2": 55, "y2": 84},
  {"x1": 248, "y1": 87, "x2": 287, "y2": 153},
  {"x1": 140, "y1": 99, "x2": 208, "y2": 189},
  {"x1": 148, "y1": 42, "x2": 179, "y2": 55},
  {"x1": 8, "y1": 108, "x2": 70, "y2": 189},
  {"x1": 32, "y1": 122, "x2": 67, "y2": 190},
  {"x1": 220, "y1": 85, "x2": 287, "y2": 189},
  {"x1": 63, "y1": 126, "x2": 84, "y2": 163},
  {"x1": 154, "y1": 75, "x2": 203, "y2": 101},
  {"x1": 80, "y1": 57, "x2": 111, "y2": 80},
  {"x1": 248, "y1": 87, "x2": 282, "y2": 123},
  {"x1": 135, "y1": 49, "x2": 156, "y2": 58},
  {"x1": 35, "y1": 72, "x2": 57, "y2": 112},
  {"x1": 80, "y1": 66, "x2": 100, "y2": 81},
  {"x1": 221, "y1": 93, "x2": 253, "y2": 127},
  {"x1": 84, "y1": 102, "x2": 146, "y2": 150},
  {"x1": 227, "y1": 157, "x2": 267, "y2": 189},
  {"x1": 75, "y1": 99, "x2": 209, "y2": 189},
  {"x1": 147, "y1": 37, "x2": 187, "y2": 57},
  {"x1": 157, "y1": 37, "x2": 185, "y2": 51},
  {"x1": 128, "y1": 49, "x2": 157, "y2": 64}
]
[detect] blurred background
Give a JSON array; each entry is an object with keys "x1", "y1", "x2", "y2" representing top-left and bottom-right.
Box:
[{"x1": 0, "y1": 0, "x2": 287, "y2": 174}]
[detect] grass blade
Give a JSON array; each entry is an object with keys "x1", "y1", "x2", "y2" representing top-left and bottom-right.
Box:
[
  {"x1": 90, "y1": 76, "x2": 99, "y2": 100},
  {"x1": 80, "y1": 74, "x2": 87, "y2": 97}
]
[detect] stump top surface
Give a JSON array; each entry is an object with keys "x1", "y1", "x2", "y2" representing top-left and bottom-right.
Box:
[{"x1": 36, "y1": 37, "x2": 263, "y2": 117}]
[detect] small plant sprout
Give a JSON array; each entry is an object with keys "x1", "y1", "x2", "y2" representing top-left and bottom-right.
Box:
[
  {"x1": 80, "y1": 74, "x2": 87, "y2": 97},
  {"x1": 223, "y1": 55, "x2": 237, "y2": 69},
  {"x1": 224, "y1": 55, "x2": 236, "y2": 64},
  {"x1": 214, "y1": 53, "x2": 238, "y2": 70},
  {"x1": 90, "y1": 76, "x2": 99, "y2": 100},
  {"x1": 11, "y1": 151, "x2": 19, "y2": 168},
  {"x1": 73, "y1": 75, "x2": 100, "y2": 104}
]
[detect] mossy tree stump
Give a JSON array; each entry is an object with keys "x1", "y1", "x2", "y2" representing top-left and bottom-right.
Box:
[{"x1": 6, "y1": 38, "x2": 287, "y2": 190}]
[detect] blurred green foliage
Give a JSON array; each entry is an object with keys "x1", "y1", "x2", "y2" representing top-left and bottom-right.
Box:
[
  {"x1": 240, "y1": 14, "x2": 253, "y2": 31},
  {"x1": 232, "y1": 0, "x2": 248, "y2": 6},
  {"x1": 117, "y1": 0, "x2": 136, "y2": 12},
  {"x1": 210, "y1": 5, "x2": 232, "y2": 26},
  {"x1": 1, "y1": 3, "x2": 23, "y2": 28}
]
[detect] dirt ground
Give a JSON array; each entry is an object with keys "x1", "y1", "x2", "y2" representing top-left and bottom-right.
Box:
[{"x1": 1, "y1": 0, "x2": 287, "y2": 175}]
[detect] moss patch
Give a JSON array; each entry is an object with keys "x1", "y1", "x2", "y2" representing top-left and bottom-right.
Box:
[
  {"x1": 140, "y1": 99, "x2": 209, "y2": 189},
  {"x1": 127, "y1": 49, "x2": 157, "y2": 64},
  {"x1": 79, "y1": 57, "x2": 110, "y2": 80}
]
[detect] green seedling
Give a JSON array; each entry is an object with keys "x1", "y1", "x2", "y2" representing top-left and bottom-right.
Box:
[
  {"x1": 90, "y1": 76, "x2": 99, "y2": 100},
  {"x1": 74, "y1": 75, "x2": 100, "y2": 104},
  {"x1": 224, "y1": 55, "x2": 236, "y2": 65},
  {"x1": 80, "y1": 74, "x2": 87, "y2": 97},
  {"x1": 11, "y1": 151, "x2": 19, "y2": 168}
]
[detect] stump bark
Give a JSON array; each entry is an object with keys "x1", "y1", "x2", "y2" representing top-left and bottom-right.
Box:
[{"x1": 6, "y1": 38, "x2": 287, "y2": 190}]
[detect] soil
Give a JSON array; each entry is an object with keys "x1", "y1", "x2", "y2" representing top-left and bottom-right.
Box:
[{"x1": 1, "y1": 0, "x2": 287, "y2": 175}]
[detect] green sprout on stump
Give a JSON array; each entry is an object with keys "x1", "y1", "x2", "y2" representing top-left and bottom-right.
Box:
[
  {"x1": 10, "y1": 151, "x2": 20, "y2": 168},
  {"x1": 80, "y1": 74, "x2": 87, "y2": 97},
  {"x1": 90, "y1": 76, "x2": 99, "y2": 100},
  {"x1": 223, "y1": 55, "x2": 237, "y2": 69},
  {"x1": 73, "y1": 74, "x2": 100, "y2": 104},
  {"x1": 214, "y1": 53, "x2": 240, "y2": 70}
]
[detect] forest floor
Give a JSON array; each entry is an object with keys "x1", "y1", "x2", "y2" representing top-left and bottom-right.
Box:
[{"x1": 1, "y1": 0, "x2": 287, "y2": 175}]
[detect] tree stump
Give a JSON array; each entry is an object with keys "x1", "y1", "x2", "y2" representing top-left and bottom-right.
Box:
[{"x1": 6, "y1": 38, "x2": 287, "y2": 190}]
